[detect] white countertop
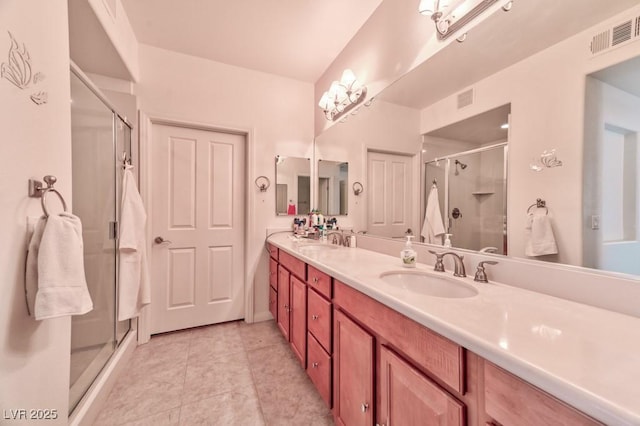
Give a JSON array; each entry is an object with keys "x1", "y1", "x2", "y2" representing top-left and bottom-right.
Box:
[{"x1": 267, "y1": 233, "x2": 640, "y2": 425}]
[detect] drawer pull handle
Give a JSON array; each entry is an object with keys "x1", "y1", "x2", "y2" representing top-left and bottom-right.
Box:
[
  {"x1": 312, "y1": 315, "x2": 319, "y2": 320},
  {"x1": 361, "y1": 403, "x2": 369, "y2": 413},
  {"x1": 313, "y1": 277, "x2": 319, "y2": 283},
  {"x1": 312, "y1": 362, "x2": 319, "y2": 368}
]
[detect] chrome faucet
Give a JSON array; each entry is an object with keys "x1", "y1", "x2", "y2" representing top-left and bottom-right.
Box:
[
  {"x1": 428, "y1": 250, "x2": 466, "y2": 277},
  {"x1": 474, "y1": 260, "x2": 498, "y2": 283},
  {"x1": 327, "y1": 231, "x2": 347, "y2": 246}
]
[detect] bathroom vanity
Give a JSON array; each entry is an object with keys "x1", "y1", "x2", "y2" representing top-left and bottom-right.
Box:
[{"x1": 266, "y1": 234, "x2": 640, "y2": 425}]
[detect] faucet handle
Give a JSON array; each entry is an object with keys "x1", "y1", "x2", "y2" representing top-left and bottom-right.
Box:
[
  {"x1": 428, "y1": 250, "x2": 445, "y2": 272},
  {"x1": 474, "y1": 261, "x2": 498, "y2": 283}
]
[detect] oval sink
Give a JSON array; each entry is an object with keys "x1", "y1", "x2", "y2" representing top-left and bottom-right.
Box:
[
  {"x1": 298, "y1": 243, "x2": 339, "y2": 254},
  {"x1": 379, "y1": 270, "x2": 478, "y2": 299}
]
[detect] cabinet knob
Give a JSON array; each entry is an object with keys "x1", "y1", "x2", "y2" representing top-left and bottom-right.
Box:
[
  {"x1": 313, "y1": 277, "x2": 319, "y2": 283},
  {"x1": 361, "y1": 403, "x2": 369, "y2": 413},
  {"x1": 312, "y1": 314, "x2": 319, "y2": 320},
  {"x1": 312, "y1": 362, "x2": 319, "y2": 368}
]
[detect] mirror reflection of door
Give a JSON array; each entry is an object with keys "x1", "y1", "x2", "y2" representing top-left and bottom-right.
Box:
[
  {"x1": 584, "y1": 56, "x2": 640, "y2": 275},
  {"x1": 367, "y1": 150, "x2": 414, "y2": 238},
  {"x1": 276, "y1": 184, "x2": 288, "y2": 214},
  {"x1": 339, "y1": 181, "x2": 347, "y2": 215},
  {"x1": 298, "y1": 176, "x2": 310, "y2": 214},
  {"x1": 318, "y1": 177, "x2": 329, "y2": 214}
]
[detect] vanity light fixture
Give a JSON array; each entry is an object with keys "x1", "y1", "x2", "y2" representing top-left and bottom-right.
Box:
[
  {"x1": 418, "y1": 0, "x2": 513, "y2": 41},
  {"x1": 318, "y1": 69, "x2": 368, "y2": 121}
]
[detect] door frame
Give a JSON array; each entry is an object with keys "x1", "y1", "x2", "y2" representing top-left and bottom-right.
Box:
[{"x1": 137, "y1": 112, "x2": 254, "y2": 343}]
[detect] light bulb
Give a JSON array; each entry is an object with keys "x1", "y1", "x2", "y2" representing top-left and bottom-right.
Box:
[
  {"x1": 318, "y1": 92, "x2": 330, "y2": 110},
  {"x1": 341, "y1": 69, "x2": 357, "y2": 87},
  {"x1": 418, "y1": 0, "x2": 436, "y2": 15}
]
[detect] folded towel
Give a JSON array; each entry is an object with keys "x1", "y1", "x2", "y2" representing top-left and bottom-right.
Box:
[
  {"x1": 421, "y1": 185, "x2": 446, "y2": 244},
  {"x1": 25, "y1": 216, "x2": 47, "y2": 316},
  {"x1": 118, "y1": 166, "x2": 150, "y2": 320},
  {"x1": 34, "y1": 213, "x2": 93, "y2": 320},
  {"x1": 525, "y1": 213, "x2": 558, "y2": 256}
]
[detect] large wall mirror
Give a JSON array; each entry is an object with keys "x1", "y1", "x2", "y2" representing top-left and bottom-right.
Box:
[
  {"x1": 317, "y1": 160, "x2": 349, "y2": 216},
  {"x1": 275, "y1": 155, "x2": 311, "y2": 216},
  {"x1": 314, "y1": 0, "x2": 640, "y2": 279}
]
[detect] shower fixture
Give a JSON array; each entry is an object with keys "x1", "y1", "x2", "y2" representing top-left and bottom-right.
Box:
[{"x1": 454, "y1": 159, "x2": 467, "y2": 175}]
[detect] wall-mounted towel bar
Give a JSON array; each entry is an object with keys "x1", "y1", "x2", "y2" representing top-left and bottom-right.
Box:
[
  {"x1": 28, "y1": 175, "x2": 68, "y2": 217},
  {"x1": 527, "y1": 198, "x2": 548, "y2": 215}
]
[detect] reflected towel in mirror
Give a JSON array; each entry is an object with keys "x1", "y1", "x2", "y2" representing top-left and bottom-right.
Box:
[
  {"x1": 525, "y1": 212, "x2": 558, "y2": 256},
  {"x1": 421, "y1": 185, "x2": 446, "y2": 244}
]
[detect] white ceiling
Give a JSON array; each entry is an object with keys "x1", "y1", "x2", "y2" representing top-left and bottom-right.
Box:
[{"x1": 120, "y1": 0, "x2": 383, "y2": 83}]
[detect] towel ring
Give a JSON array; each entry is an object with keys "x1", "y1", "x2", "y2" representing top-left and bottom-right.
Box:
[
  {"x1": 527, "y1": 198, "x2": 548, "y2": 215},
  {"x1": 41, "y1": 188, "x2": 67, "y2": 217},
  {"x1": 352, "y1": 182, "x2": 364, "y2": 196}
]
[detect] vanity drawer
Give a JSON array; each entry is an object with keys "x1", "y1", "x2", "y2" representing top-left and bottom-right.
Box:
[
  {"x1": 269, "y1": 258, "x2": 278, "y2": 289},
  {"x1": 279, "y1": 250, "x2": 306, "y2": 280},
  {"x1": 269, "y1": 286, "x2": 277, "y2": 321},
  {"x1": 268, "y1": 243, "x2": 278, "y2": 260},
  {"x1": 334, "y1": 279, "x2": 464, "y2": 394},
  {"x1": 307, "y1": 288, "x2": 332, "y2": 353},
  {"x1": 484, "y1": 362, "x2": 602, "y2": 426},
  {"x1": 307, "y1": 265, "x2": 332, "y2": 299},
  {"x1": 307, "y1": 332, "x2": 332, "y2": 408}
]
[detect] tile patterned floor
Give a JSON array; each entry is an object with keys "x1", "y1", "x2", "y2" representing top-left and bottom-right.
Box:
[{"x1": 93, "y1": 320, "x2": 334, "y2": 425}]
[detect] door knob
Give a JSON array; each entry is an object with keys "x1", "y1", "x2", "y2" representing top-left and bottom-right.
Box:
[
  {"x1": 154, "y1": 236, "x2": 172, "y2": 245},
  {"x1": 361, "y1": 403, "x2": 369, "y2": 413}
]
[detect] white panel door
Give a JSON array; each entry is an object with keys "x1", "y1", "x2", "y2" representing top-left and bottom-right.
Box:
[
  {"x1": 151, "y1": 124, "x2": 245, "y2": 334},
  {"x1": 367, "y1": 151, "x2": 413, "y2": 238}
]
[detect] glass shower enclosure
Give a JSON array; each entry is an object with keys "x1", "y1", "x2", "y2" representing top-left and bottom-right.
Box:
[
  {"x1": 69, "y1": 68, "x2": 132, "y2": 413},
  {"x1": 424, "y1": 143, "x2": 508, "y2": 254}
]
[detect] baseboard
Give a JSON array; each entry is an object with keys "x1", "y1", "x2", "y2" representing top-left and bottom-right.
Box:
[{"x1": 68, "y1": 330, "x2": 137, "y2": 426}]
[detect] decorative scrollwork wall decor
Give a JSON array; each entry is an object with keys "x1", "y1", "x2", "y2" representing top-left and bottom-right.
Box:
[{"x1": 1, "y1": 31, "x2": 48, "y2": 105}]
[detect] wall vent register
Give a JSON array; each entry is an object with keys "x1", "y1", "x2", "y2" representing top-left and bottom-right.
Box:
[{"x1": 590, "y1": 15, "x2": 640, "y2": 55}]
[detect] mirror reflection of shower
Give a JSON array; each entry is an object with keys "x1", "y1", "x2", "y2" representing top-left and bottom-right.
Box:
[
  {"x1": 454, "y1": 159, "x2": 468, "y2": 175},
  {"x1": 421, "y1": 103, "x2": 510, "y2": 254}
]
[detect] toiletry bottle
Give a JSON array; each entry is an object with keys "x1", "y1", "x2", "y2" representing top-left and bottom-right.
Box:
[
  {"x1": 349, "y1": 233, "x2": 356, "y2": 248},
  {"x1": 444, "y1": 233, "x2": 452, "y2": 247},
  {"x1": 401, "y1": 235, "x2": 417, "y2": 268}
]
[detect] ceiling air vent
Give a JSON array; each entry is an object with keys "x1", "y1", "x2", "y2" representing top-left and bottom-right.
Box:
[
  {"x1": 612, "y1": 20, "x2": 632, "y2": 46},
  {"x1": 590, "y1": 29, "x2": 610, "y2": 54},
  {"x1": 590, "y1": 14, "x2": 640, "y2": 57},
  {"x1": 457, "y1": 89, "x2": 474, "y2": 109}
]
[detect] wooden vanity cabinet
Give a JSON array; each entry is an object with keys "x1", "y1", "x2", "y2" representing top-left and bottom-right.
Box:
[
  {"x1": 334, "y1": 309, "x2": 375, "y2": 426},
  {"x1": 276, "y1": 265, "x2": 291, "y2": 339},
  {"x1": 380, "y1": 345, "x2": 465, "y2": 426},
  {"x1": 483, "y1": 362, "x2": 602, "y2": 426},
  {"x1": 290, "y1": 274, "x2": 307, "y2": 366},
  {"x1": 275, "y1": 253, "x2": 307, "y2": 368},
  {"x1": 306, "y1": 268, "x2": 334, "y2": 408}
]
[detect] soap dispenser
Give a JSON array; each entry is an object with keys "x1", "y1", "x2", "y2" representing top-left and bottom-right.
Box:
[
  {"x1": 444, "y1": 233, "x2": 452, "y2": 247},
  {"x1": 401, "y1": 235, "x2": 417, "y2": 268}
]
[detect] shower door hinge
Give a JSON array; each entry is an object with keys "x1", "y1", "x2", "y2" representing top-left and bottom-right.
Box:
[{"x1": 109, "y1": 221, "x2": 119, "y2": 240}]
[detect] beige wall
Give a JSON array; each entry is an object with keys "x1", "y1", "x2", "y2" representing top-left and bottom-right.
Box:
[
  {"x1": 136, "y1": 44, "x2": 314, "y2": 321},
  {"x1": 0, "y1": 0, "x2": 72, "y2": 423}
]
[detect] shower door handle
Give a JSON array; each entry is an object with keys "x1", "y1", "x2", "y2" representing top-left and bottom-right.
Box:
[{"x1": 154, "y1": 236, "x2": 172, "y2": 245}]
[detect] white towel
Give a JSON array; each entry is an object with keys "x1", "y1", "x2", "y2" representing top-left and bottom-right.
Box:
[
  {"x1": 33, "y1": 213, "x2": 93, "y2": 320},
  {"x1": 525, "y1": 213, "x2": 558, "y2": 256},
  {"x1": 421, "y1": 185, "x2": 446, "y2": 244},
  {"x1": 118, "y1": 166, "x2": 150, "y2": 321},
  {"x1": 25, "y1": 216, "x2": 47, "y2": 316}
]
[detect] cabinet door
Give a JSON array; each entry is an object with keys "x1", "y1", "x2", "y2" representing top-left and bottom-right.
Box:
[
  {"x1": 334, "y1": 309, "x2": 374, "y2": 426},
  {"x1": 269, "y1": 286, "x2": 277, "y2": 321},
  {"x1": 379, "y1": 346, "x2": 465, "y2": 426},
  {"x1": 277, "y1": 265, "x2": 290, "y2": 339},
  {"x1": 290, "y1": 275, "x2": 307, "y2": 367},
  {"x1": 269, "y1": 258, "x2": 278, "y2": 289}
]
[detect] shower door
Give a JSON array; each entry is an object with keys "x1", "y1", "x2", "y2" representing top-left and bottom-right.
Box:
[{"x1": 69, "y1": 70, "x2": 132, "y2": 413}]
